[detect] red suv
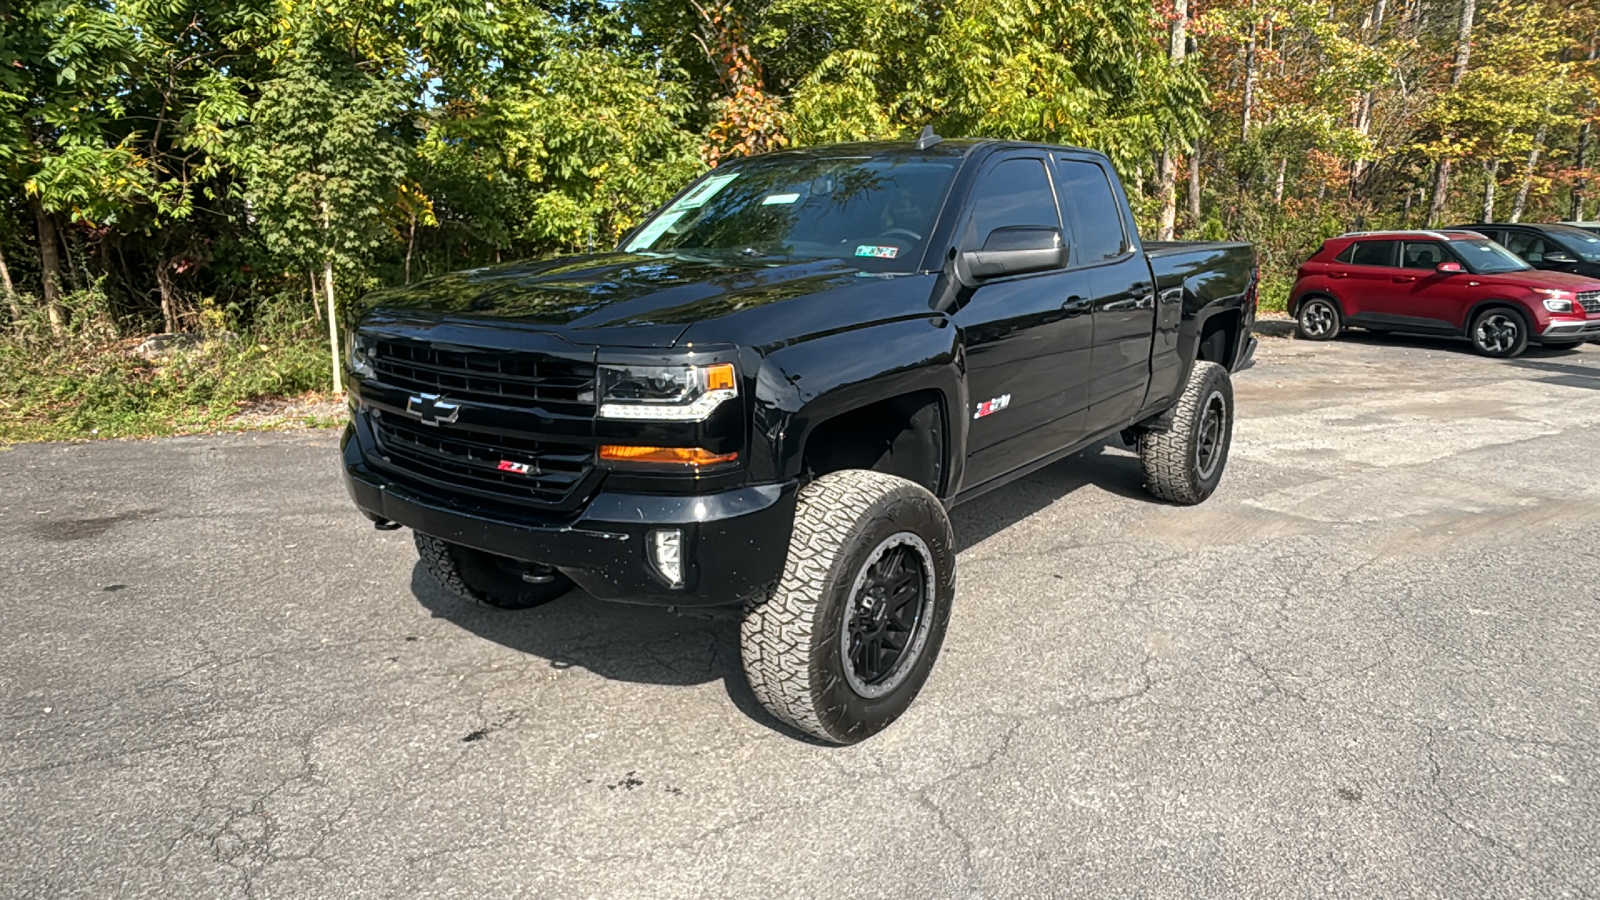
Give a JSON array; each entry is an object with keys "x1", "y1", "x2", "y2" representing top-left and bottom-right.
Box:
[{"x1": 1289, "y1": 230, "x2": 1600, "y2": 357}]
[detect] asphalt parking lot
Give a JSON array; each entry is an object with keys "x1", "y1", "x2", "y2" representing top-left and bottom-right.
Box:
[{"x1": 3, "y1": 331, "x2": 1599, "y2": 899}]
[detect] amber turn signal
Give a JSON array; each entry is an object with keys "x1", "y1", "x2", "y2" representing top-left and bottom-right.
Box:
[
  {"x1": 703, "y1": 362, "x2": 736, "y2": 392},
  {"x1": 599, "y1": 445, "x2": 739, "y2": 466}
]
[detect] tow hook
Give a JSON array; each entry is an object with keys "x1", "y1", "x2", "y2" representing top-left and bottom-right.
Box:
[
  {"x1": 521, "y1": 565, "x2": 558, "y2": 585},
  {"x1": 371, "y1": 518, "x2": 401, "y2": 531}
]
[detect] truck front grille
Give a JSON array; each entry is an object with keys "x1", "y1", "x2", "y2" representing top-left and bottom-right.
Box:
[
  {"x1": 370, "y1": 413, "x2": 593, "y2": 508},
  {"x1": 1579, "y1": 291, "x2": 1600, "y2": 317},
  {"x1": 370, "y1": 338, "x2": 595, "y2": 415}
]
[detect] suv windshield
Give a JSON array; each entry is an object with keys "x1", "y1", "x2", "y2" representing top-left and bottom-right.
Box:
[
  {"x1": 1545, "y1": 224, "x2": 1600, "y2": 262},
  {"x1": 1447, "y1": 238, "x2": 1531, "y2": 274},
  {"x1": 623, "y1": 155, "x2": 959, "y2": 272}
]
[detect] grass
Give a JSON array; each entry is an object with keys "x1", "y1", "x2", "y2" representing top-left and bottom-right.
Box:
[{"x1": 0, "y1": 333, "x2": 340, "y2": 444}]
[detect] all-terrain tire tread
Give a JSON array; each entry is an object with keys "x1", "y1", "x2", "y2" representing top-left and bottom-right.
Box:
[
  {"x1": 1139, "y1": 361, "x2": 1229, "y2": 505},
  {"x1": 741, "y1": 469, "x2": 929, "y2": 742}
]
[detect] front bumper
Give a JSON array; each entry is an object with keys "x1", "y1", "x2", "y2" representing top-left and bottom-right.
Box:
[
  {"x1": 342, "y1": 425, "x2": 797, "y2": 607},
  {"x1": 1539, "y1": 317, "x2": 1600, "y2": 340}
]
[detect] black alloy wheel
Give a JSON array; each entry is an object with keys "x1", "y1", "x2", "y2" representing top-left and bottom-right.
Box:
[{"x1": 842, "y1": 534, "x2": 933, "y2": 697}]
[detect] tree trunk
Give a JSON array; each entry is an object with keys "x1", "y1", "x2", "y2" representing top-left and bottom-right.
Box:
[
  {"x1": 1274, "y1": 158, "x2": 1288, "y2": 203},
  {"x1": 1155, "y1": 0, "x2": 1190, "y2": 241},
  {"x1": 155, "y1": 260, "x2": 179, "y2": 333},
  {"x1": 324, "y1": 255, "x2": 342, "y2": 394},
  {"x1": 1242, "y1": 3, "x2": 1258, "y2": 142},
  {"x1": 1576, "y1": 118, "x2": 1593, "y2": 221},
  {"x1": 1188, "y1": 144, "x2": 1203, "y2": 225},
  {"x1": 1427, "y1": 160, "x2": 1452, "y2": 227},
  {"x1": 309, "y1": 268, "x2": 322, "y2": 323},
  {"x1": 0, "y1": 241, "x2": 20, "y2": 325},
  {"x1": 29, "y1": 196, "x2": 65, "y2": 335},
  {"x1": 1510, "y1": 120, "x2": 1547, "y2": 223},
  {"x1": 1482, "y1": 160, "x2": 1499, "y2": 221},
  {"x1": 1427, "y1": 0, "x2": 1476, "y2": 227},
  {"x1": 322, "y1": 202, "x2": 343, "y2": 394},
  {"x1": 404, "y1": 211, "x2": 417, "y2": 285},
  {"x1": 1572, "y1": 39, "x2": 1596, "y2": 220}
]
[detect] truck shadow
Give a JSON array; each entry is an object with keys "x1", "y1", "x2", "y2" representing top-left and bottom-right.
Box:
[{"x1": 409, "y1": 441, "x2": 1152, "y2": 739}]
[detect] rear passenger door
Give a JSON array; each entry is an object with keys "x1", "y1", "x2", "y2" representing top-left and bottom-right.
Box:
[
  {"x1": 952, "y1": 153, "x2": 1097, "y2": 489},
  {"x1": 1054, "y1": 157, "x2": 1158, "y2": 435},
  {"x1": 1333, "y1": 239, "x2": 1401, "y2": 320}
]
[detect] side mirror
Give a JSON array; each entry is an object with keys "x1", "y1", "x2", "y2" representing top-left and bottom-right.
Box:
[
  {"x1": 1543, "y1": 251, "x2": 1577, "y2": 265},
  {"x1": 1435, "y1": 261, "x2": 1463, "y2": 274},
  {"x1": 955, "y1": 226, "x2": 1068, "y2": 286}
]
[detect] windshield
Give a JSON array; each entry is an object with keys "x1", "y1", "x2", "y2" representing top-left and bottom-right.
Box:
[
  {"x1": 1447, "y1": 239, "x2": 1531, "y2": 274},
  {"x1": 623, "y1": 156, "x2": 959, "y2": 272},
  {"x1": 1545, "y1": 225, "x2": 1600, "y2": 262}
]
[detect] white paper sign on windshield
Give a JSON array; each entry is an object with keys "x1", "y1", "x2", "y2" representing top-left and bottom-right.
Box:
[{"x1": 626, "y1": 172, "x2": 741, "y2": 252}]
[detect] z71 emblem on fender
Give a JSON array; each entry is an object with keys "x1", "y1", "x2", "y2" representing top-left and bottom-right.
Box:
[
  {"x1": 405, "y1": 392, "x2": 460, "y2": 426},
  {"x1": 973, "y1": 394, "x2": 1011, "y2": 419}
]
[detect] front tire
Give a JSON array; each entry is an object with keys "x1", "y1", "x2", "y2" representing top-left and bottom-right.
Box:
[
  {"x1": 741, "y1": 470, "x2": 956, "y2": 744},
  {"x1": 1296, "y1": 296, "x2": 1342, "y2": 340},
  {"x1": 1139, "y1": 361, "x2": 1234, "y2": 505},
  {"x1": 415, "y1": 533, "x2": 573, "y2": 610},
  {"x1": 1470, "y1": 307, "x2": 1529, "y2": 358}
]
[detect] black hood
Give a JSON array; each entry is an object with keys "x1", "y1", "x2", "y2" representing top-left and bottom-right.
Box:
[{"x1": 357, "y1": 252, "x2": 873, "y2": 348}]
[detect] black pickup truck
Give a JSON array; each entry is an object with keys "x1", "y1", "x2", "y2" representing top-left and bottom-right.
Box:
[{"x1": 342, "y1": 136, "x2": 1257, "y2": 743}]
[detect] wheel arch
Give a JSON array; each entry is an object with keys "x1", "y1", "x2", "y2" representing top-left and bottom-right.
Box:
[
  {"x1": 799, "y1": 389, "x2": 952, "y2": 497},
  {"x1": 1466, "y1": 298, "x2": 1533, "y2": 335}
]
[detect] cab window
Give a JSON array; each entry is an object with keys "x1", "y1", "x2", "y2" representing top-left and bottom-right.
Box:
[{"x1": 961, "y1": 158, "x2": 1061, "y2": 252}]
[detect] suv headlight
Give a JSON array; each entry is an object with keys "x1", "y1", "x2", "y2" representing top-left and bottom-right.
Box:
[
  {"x1": 1536, "y1": 288, "x2": 1576, "y2": 312},
  {"x1": 597, "y1": 362, "x2": 738, "y2": 421}
]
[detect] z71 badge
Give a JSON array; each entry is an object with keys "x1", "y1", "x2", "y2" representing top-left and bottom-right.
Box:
[
  {"x1": 497, "y1": 460, "x2": 533, "y2": 474},
  {"x1": 973, "y1": 394, "x2": 1011, "y2": 419}
]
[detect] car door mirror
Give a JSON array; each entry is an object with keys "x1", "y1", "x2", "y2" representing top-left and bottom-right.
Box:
[
  {"x1": 1435, "y1": 261, "x2": 1463, "y2": 274},
  {"x1": 955, "y1": 226, "x2": 1068, "y2": 286},
  {"x1": 1543, "y1": 251, "x2": 1577, "y2": 265}
]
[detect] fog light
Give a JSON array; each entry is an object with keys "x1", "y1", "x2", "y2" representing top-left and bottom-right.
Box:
[{"x1": 650, "y1": 529, "x2": 684, "y2": 587}]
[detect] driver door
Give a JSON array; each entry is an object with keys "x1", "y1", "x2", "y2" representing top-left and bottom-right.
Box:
[{"x1": 951, "y1": 153, "x2": 1097, "y2": 490}]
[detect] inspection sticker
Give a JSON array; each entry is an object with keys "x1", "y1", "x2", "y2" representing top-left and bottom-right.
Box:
[
  {"x1": 855, "y1": 244, "x2": 899, "y2": 259},
  {"x1": 762, "y1": 192, "x2": 801, "y2": 205}
]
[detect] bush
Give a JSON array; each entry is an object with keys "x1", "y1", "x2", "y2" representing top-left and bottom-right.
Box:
[{"x1": 1, "y1": 288, "x2": 333, "y2": 442}]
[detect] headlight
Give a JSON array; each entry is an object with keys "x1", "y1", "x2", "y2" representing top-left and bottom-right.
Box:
[
  {"x1": 1536, "y1": 289, "x2": 1575, "y2": 313},
  {"x1": 597, "y1": 362, "x2": 738, "y2": 421},
  {"x1": 345, "y1": 331, "x2": 374, "y2": 378}
]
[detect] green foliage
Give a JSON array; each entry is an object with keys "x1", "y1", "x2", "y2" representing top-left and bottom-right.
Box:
[{"x1": 3, "y1": 0, "x2": 1600, "y2": 440}]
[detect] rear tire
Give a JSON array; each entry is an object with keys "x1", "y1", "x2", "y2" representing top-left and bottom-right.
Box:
[
  {"x1": 415, "y1": 533, "x2": 573, "y2": 610},
  {"x1": 741, "y1": 470, "x2": 956, "y2": 744},
  {"x1": 1139, "y1": 361, "x2": 1234, "y2": 505},
  {"x1": 1469, "y1": 307, "x2": 1529, "y2": 358},
  {"x1": 1295, "y1": 296, "x2": 1342, "y2": 340}
]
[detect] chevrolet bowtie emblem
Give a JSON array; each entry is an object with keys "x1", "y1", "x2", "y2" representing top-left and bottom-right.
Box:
[{"x1": 405, "y1": 392, "x2": 460, "y2": 426}]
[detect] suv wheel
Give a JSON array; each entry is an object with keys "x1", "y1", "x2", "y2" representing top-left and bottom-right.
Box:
[
  {"x1": 1470, "y1": 307, "x2": 1529, "y2": 358},
  {"x1": 415, "y1": 533, "x2": 574, "y2": 610},
  {"x1": 1139, "y1": 361, "x2": 1234, "y2": 505},
  {"x1": 741, "y1": 470, "x2": 956, "y2": 744},
  {"x1": 1295, "y1": 296, "x2": 1341, "y2": 340}
]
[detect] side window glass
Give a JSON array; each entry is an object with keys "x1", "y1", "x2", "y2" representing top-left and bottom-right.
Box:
[
  {"x1": 1334, "y1": 244, "x2": 1357, "y2": 264},
  {"x1": 1401, "y1": 242, "x2": 1446, "y2": 269},
  {"x1": 961, "y1": 158, "x2": 1059, "y2": 251},
  {"x1": 1348, "y1": 240, "x2": 1398, "y2": 267},
  {"x1": 1504, "y1": 232, "x2": 1546, "y2": 260},
  {"x1": 1055, "y1": 159, "x2": 1127, "y2": 263}
]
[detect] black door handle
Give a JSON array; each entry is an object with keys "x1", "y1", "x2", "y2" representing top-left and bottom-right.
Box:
[{"x1": 1062, "y1": 295, "x2": 1091, "y2": 316}]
